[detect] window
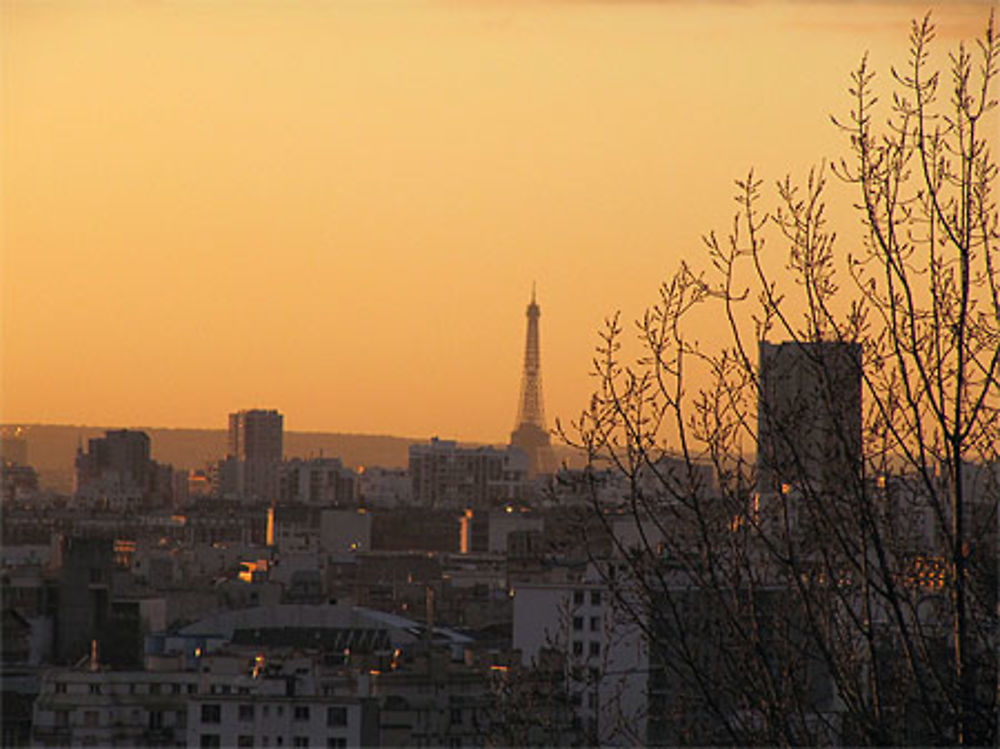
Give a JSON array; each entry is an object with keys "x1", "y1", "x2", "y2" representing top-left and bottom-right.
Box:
[
  {"x1": 293, "y1": 739, "x2": 309, "y2": 748},
  {"x1": 590, "y1": 616, "x2": 600, "y2": 632},
  {"x1": 450, "y1": 708, "x2": 463, "y2": 724},
  {"x1": 176, "y1": 710, "x2": 188, "y2": 729},
  {"x1": 54, "y1": 682, "x2": 67, "y2": 694},
  {"x1": 326, "y1": 707, "x2": 347, "y2": 727},
  {"x1": 589, "y1": 642, "x2": 601, "y2": 658},
  {"x1": 326, "y1": 739, "x2": 346, "y2": 749},
  {"x1": 572, "y1": 590, "x2": 584, "y2": 606},
  {"x1": 238, "y1": 736, "x2": 255, "y2": 748},
  {"x1": 572, "y1": 616, "x2": 583, "y2": 631},
  {"x1": 148, "y1": 711, "x2": 163, "y2": 730},
  {"x1": 294, "y1": 706, "x2": 310, "y2": 722},
  {"x1": 201, "y1": 704, "x2": 221, "y2": 724},
  {"x1": 83, "y1": 710, "x2": 99, "y2": 727},
  {"x1": 572, "y1": 641, "x2": 583, "y2": 656},
  {"x1": 188, "y1": 684, "x2": 198, "y2": 694},
  {"x1": 55, "y1": 711, "x2": 69, "y2": 728},
  {"x1": 591, "y1": 590, "x2": 602, "y2": 606},
  {"x1": 172, "y1": 683, "x2": 182, "y2": 694},
  {"x1": 89, "y1": 684, "x2": 102, "y2": 695},
  {"x1": 200, "y1": 735, "x2": 221, "y2": 749},
  {"x1": 150, "y1": 683, "x2": 161, "y2": 695}
]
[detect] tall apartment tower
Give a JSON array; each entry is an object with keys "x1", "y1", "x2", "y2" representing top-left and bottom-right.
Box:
[
  {"x1": 227, "y1": 409, "x2": 283, "y2": 501},
  {"x1": 757, "y1": 341, "x2": 862, "y2": 496},
  {"x1": 510, "y1": 288, "x2": 555, "y2": 476}
]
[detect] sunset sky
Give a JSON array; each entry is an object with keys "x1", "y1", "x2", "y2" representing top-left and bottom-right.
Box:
[{"x1": 1, "y1": 0, "x2": 993, "y2": 444}]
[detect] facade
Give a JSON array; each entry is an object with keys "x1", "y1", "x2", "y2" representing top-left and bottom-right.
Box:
[
  {"x1": 32, "y1": 667, "x2": 197, "y2": 748},
  {"x1": 757, "y1": 340, "x2": 862, "y2": 496},
  {"x1": 357, "y1": 468, "x2": 412, "y2": 509},
  {"x1": 409, "y1": 439, "x2": 528, "y2": 509},
  {"x1": 225, "y1": 410, "x2": 284, "y2": 502},
  {"x1": 74, "y1": 430, "x2": 173, "y2": 509},
  {"x1": 228, "y1": 410, "x2": 284, "y2": 463},
  {"x1": 188, "y1": 688, "x2": 373, "y2": 749},
  {"x1": 281, "y1": 458, "x2": 357, "y2": 507},
  {"x1": 512, "y1": 576, "x2": 648, "y2": 746}
]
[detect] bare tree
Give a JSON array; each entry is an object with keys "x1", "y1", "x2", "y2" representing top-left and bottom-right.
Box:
[{"x1": 564, "y1": 13, "x2": 999, "y2": 746}]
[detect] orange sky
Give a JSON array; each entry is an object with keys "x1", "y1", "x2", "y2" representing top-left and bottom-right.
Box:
[{"x1": 1, "y1": 0, "x2": 993, "y2": 443}]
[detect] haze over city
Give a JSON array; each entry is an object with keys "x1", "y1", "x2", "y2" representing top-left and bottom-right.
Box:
[{"x1": 1, "y1": 0, "x2": 992, "y2": 441}]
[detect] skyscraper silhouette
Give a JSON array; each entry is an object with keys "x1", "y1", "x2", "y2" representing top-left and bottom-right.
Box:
[
  {"x1": 757, "y1": 340, "x2": 862, "y2": 496},
  {"x1": 511, "y1": 287, "x2": 555, "y2": 476}
]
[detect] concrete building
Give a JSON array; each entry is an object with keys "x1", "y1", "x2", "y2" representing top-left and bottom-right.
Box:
[
  {"x1": 225, "y1": 410, "x2": 284, "y2": 502},
  {"x1": 32, "y1": 667, "x2": 197, "y2": 748},
  {"x1": 281, "y1": 458, "x2": 357, "y2": 507},
  {"x1": 74, "y1": 430, "x2": 173, "y2": 509},
  {"x1": 757, "y1": 340, "x2": 862, "y2": 496},
  {"x1": 358, "y1": 467, "x2": 412, "y2": 508},
  {"x1": 409, "y1": 439, "x2": 528, "y2": 509},
  {"x1": 512, "y1": 572, "x2": 648, "y2": 746}
]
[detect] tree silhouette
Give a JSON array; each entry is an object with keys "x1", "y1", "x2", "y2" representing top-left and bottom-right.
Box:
[{"x1": 565, "y1": 13, "x2": 999, "y2": 746}]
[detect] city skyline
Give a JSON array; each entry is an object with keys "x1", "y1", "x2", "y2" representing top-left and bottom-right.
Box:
[{"x1": 2, "y1": 0, "x2": 992, "y2": 443}]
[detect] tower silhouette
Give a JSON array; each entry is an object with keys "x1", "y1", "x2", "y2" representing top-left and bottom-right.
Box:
[{"x1": 510, "y1": 286, "x2": 555, "y2": 476}]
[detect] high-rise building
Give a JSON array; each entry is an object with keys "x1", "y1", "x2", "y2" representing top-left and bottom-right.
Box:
[
  {"x1": 510, "y1": 288, "x2": 555, "y2": 475},
  {"x1": 74, "y1": 429, "x2": 173, "y2": 508},
  {"x1": 228, "y1": 409, "x2": 283, "y2": 463},
  {"x1": 224, "y1": 409, "x2": 284, "y2": 502},
  {"x1": 757, "y1": 340, "x2": 862, "y2": 496}
]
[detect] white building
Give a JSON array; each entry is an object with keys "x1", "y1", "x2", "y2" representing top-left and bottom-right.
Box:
[
  {"x1": 32, "y1": 667, "x2": 197, "y2": 748},
  {"x1": 357, "y1": 467, "x2": 412, "y2": 508},
  {"x1": 512, "y1": 572, "x2": 648, "y2": 746}
]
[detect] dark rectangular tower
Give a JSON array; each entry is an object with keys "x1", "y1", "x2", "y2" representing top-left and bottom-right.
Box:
[{"x1": 757, "y1": 340, "x2": 862, "y2": 496}]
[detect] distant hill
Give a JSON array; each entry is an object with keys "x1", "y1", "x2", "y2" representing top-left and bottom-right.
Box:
[{"x1": 3, "y1": 424, "x2": 585, "y2": 494}]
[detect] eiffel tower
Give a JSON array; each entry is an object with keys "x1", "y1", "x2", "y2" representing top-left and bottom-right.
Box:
[{"x1": 510, "y1": 286, "x2": 555, "y2": 476}]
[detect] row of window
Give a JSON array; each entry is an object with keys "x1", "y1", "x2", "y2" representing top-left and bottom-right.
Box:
[
  {"x1": 572, "y1": 615, "x2": 602, "y2": 632},
  {"x1": 202, "y1": 704, "x2": 348, "y2": 727},
  {"x1": 200, "y1": 735, "x2": 347, "y2": 748},
  {"x1": 51, "y1": 708, "x2": 185, "y2": 729},
  {"x1": 572, "y1": 590, "x2": 602, "y2": 607},
  {"x1": 53, "y1": 681, "x2": 196, "y2": 695},
  {"x1": 571, "y1": 640, "x2": 601, "y2": 658}
]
